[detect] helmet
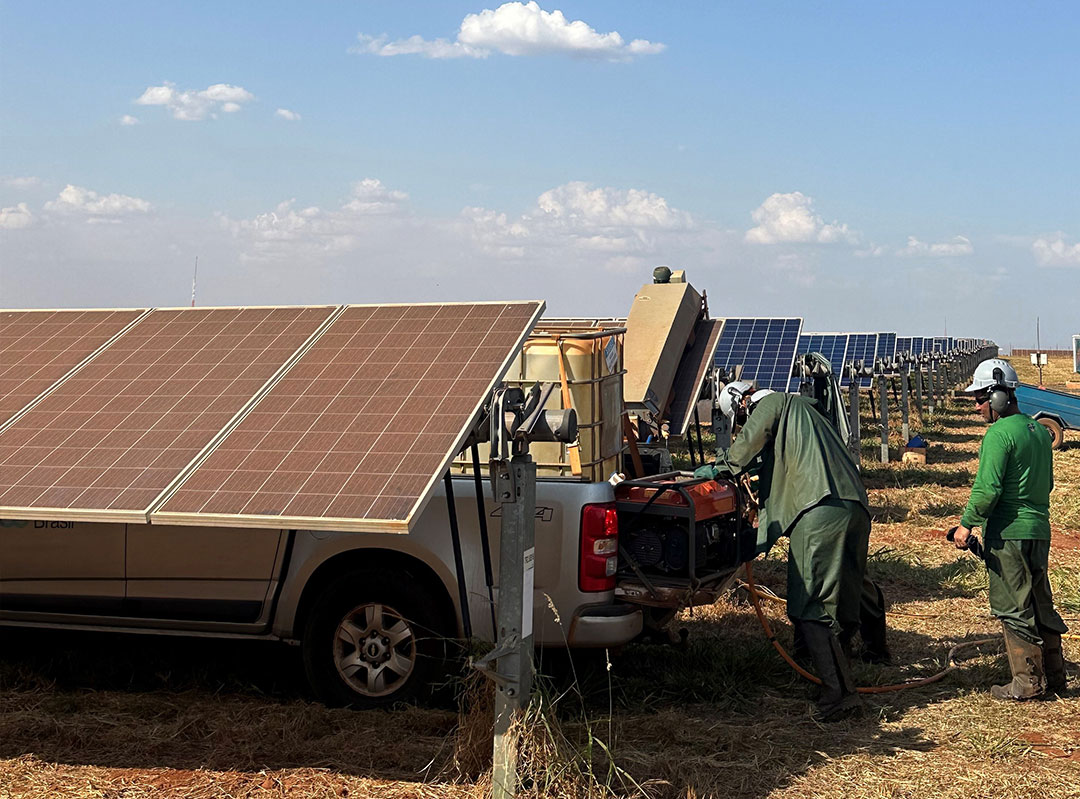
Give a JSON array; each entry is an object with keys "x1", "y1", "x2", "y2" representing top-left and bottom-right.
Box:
[
  {"x1": 718, "y1": 381, "x2": 753, "y2": 421},
  {"x1": 747, "y1": 389, "x2": 775, "y2": 413},
  {"x1": 965, "y1": 358, "x2": 1018, "y2": 393}
]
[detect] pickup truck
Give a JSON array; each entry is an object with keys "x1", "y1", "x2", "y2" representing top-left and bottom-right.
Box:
[
  {"x1": 1015, "y1": 382, "x2": 1080, "y2": 450},
  {"x1": 0, "y1": 474, "x2": 643, "y2": 707}
]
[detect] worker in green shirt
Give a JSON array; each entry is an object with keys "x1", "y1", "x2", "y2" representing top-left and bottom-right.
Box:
[
  {"x1": 951, "y1": 358, "x2": 1068, "y2": 700},
  {"x1": 707, "y1": 384, "x2": 874, "y2": 720}
]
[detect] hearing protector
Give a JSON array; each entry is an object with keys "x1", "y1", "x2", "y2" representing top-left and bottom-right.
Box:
[{"x1": 988, "y1": 367, "x2": 1012, "y2": 416}]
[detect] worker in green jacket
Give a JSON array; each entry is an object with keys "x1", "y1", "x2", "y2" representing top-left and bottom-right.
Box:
[
  {"x1": 951, "y1": 358, "x2": 1068, "y2": 700},
  {"x1": 709, "y1": 385, "x2": 873, "y2": 720}
]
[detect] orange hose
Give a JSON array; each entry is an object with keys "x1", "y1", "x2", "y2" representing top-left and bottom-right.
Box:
[{"x1": 743, "y1": 561, "x2": 998, "y2": 694}]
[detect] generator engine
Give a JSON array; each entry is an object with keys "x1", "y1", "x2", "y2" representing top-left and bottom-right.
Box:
[{"x1": 614, "y1": 477, "x2": 755, "y2": 578}]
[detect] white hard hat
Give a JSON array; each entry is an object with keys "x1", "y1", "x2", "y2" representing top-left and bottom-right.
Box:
[
  {"x1": 749, "y1": 389, "x2": 775, "y2": 407},
  {"x1": 718, "y1": 381, "x2": 753, "y2": 421},
  {"x1": 965, "y1": 358, "x2": 1019, "y2": 393}
]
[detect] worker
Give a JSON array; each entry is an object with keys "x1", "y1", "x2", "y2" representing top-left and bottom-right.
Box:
[
  {"x1": 706, "y1": 385, "x2": 874, "y2": 720},
  {"x1": 950, "y1": 358, "x2": 1068, "y2": 700}
]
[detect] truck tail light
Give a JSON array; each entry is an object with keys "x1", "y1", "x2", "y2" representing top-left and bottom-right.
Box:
[{"x1": 579, "y1": 502, "x2": 618, "y2": 592}]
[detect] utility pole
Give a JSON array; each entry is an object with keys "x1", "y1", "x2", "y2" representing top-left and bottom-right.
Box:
[{"x1": 190, "y1": 256, "x2": 199, "y2": 307}]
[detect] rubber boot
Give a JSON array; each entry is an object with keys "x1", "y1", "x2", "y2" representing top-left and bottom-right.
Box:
[
  {"x1": 990, "y1": 623, "x2": 1045, "y2": 701},
  {"x1": 859, "y1": 581, "x2": 891, "y2": 665},
  {"x1": 1040, "y1": 630, "x2": 1067, "y2": 695},
  {"x1": 801, "y1": 620, "x2": 864, "y2": 721}
]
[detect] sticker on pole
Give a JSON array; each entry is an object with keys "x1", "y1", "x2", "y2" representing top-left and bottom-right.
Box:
[{"x1": 522, "y1": 547, "x2": 535, "y2": 638}]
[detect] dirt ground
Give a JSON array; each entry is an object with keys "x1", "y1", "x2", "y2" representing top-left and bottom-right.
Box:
[{"x1": 2, "y1": 358, "x2": 1079, "y2": 798}]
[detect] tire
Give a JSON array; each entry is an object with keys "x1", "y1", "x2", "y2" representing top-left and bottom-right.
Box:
[
  {"x1": 301, "y1": 569, "x2": 450, "y2": 708},
  {"x1": 1037, "y1": 417, "x2": 1065, "y2": 450}
]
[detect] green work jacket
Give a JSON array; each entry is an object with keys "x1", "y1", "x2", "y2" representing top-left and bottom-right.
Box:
[
  {"x1": 960, "y1": 413, "x2": 1053, "y2": 541},
  {"x1": 714, "y1": 392, "x2": 868, "y2": 553}
]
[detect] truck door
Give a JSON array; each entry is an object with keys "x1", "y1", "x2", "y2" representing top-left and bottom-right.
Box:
[
  {"x1": 125, "y1": 525, "x2": 284, "y2": 625},
  {"x1": 0, "y1": 519, "x2": 126, "y2": 615}
]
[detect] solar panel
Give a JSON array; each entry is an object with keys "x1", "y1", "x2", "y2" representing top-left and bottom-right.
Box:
[
  {"x1": 0, "y1": 309, "x2": 147, "y2": 429},
  {"x1": 713, "y1": 318, "x2": 803, "y2": 391},
  {"x1": 923, "y1": 337, "x2": 936, "y2": 355},
  {"x1": 0, "y1": 306, "x2": 336, "y2": 522},
  {"x1": 842, "y1": 333, "x2": 879, "y2": 387},
  {"x1": 789, "y1": 333, "x2": 849, "y2": 391},
  {"x1": 933, "y1": 336, "x2": 948, "y2": 353},
  {"x1": 668, "y1": 318, "x2": 724, "y2": 437},
  {"x1": 896, "y1": 336, "x2": 913, "y2": 357},
  {"x1": 876, "y1": 333, "x2": 897, "y2": 363},
  {"x1": 153, "y1": 302, "x2": 543, "y2": 532}
]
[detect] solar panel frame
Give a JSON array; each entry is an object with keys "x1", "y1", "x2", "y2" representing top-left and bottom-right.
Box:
[
  {"x1": 895, "y1": 336, "x2": 913, "y2": 357},
  {"x1": 713, "y1": 317, "x2": 803, "y2": 392},
  {"x1": 151, "y1": 301, "x2": 545, "y2": 533},
  {"x1": 789, "y1": 333, "x2": 849, "y2": 391},
  {"x1": 842, "y1": 333, "x2": 879, "y2": 387},
  {"x1": 0, "y1": 308, "x2": 150, "y2": 431},
  {"x1": 0, "y1": 305, "x2": 339, "y2": 523},
  {"x1": 667, "y1": 318, "x2": 724, "y2": 437},
  {"x1": 876, "y1": 332, "x2": 897, "y2": 363}
]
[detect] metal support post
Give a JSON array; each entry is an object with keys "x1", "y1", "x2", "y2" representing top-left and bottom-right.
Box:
[
  {"x1": 942, "y1": 362, "x2": 951, "y2": 405},
  {"x1": 490, "y1": 453, "x2": 536, "y2": 799},
  {"x1": 914, "y1": 366, "x2": 924, "y2": 419},
  {"x1": 927, "y1": 360, "x2": 937, "y2": 414},
  {"x1": 900, "y1": 368, "x2": 910, "y2": 443},
  {"x1": 847, "y1": 371, "x2": 861, "y2": 465},
  {"x1": 877, "y1": 373, "x2": 889, "y2": 463}
]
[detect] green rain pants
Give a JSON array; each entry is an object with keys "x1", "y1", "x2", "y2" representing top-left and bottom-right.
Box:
[
  {"x1": 985, "y1": 538, "x2": 1068, "y2": 645},
  {"x1": 786, "y1": 498, "x2": 871, "y2": 639}
]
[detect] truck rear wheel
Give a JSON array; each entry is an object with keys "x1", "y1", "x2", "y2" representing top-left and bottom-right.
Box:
[
  {"x1": 1038, "y1": 417, "x2": 1065, "y2": 450},
  {"x1": 301, "y1": 569, "x2": 449, "y2": 707}
]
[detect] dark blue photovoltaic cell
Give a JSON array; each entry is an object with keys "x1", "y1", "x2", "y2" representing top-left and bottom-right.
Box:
[
  {"x1": 713, "y1": 318, "x2": 803, "y2": 391},
  {"x1": 876, "y1": 333, "x2": 897, "y2": 363},
  {"x1": 923, "y1": 337, "x2": 936, "y2": 355},
  {"x1": 789, "y1": 333, "x2": 849, "y2": 391},
  {"x1": 933, "y1": 336, "x2": 948, "y2": 353},
  {"x1": 843, "y1": 333, "x2": 878, "y2": 387},
  {"x1": 896, "y1": 336, "x2": 913, "y2": 356}
]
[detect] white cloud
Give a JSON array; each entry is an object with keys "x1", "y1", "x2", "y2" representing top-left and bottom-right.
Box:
[
  {"x1": 220, "y1": 178, "x2": 412, "y2": 261},
  {"x1": 461, "y1": 181, "x2": 694, "y2": 270},
  {"x1": 44, "y1": 185, "x2": 152, "y2": 220},
  {"x1": 898, "y1": 234, "x2": 974, "y2": 257},
  {"x1": 0, "y1": 202, "x2": 33, "y2": 229},
  {"x1": 1032, "y1": 233, "x2": 1080, "y2": 267},
  {"x1": 119, "y1": 114, "x2": 140, "y2": 126},
  {"x1": 134, "y1": 82, "x2": 255, "y2": 121},
  {"x1": 342, "y1": 178, "x2": 409, "y2": 214},
  {"x1": 353, "y1": 1, "x2": 664, "y2": 61},
  {"x1": 2, "y1": 176, "x2": 42, "y2": 189},
  {"x1": 745, "y1": 192, "x2": 854, "y2": 245},
  {"x1": 275, "y1": 108, "x2": 302, "y2": 121}
]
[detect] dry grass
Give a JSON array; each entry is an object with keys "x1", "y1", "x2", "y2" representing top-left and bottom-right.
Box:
[{"x1": 2, "y1": 399, "x2": 1080, "y2": 798}]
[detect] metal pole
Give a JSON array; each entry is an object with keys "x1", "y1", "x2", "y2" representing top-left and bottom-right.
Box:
[
  {"x1": 470, "y1": 443, "x2": 497, "y2": 637},
  {"x1": 877, "y1": 373, "x2": 889, "y2": 463},
  {"x1": 900, "y1": 368, "x2": 910, "y2": 443},
  {"x1": 928, "y1": 359, "x2": 937, "y2": 414},
  {"x1": 914, "y1": 365, "x2": 924, "y2": 419},
  {"x1": 491, "y1": 453, "x2": 536, "y2": 799},
  {"x1": 847, "y1": 371, "x2": 861, "y2": 465}
]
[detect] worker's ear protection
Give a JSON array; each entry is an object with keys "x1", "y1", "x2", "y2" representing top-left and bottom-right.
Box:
[{"x1": 988, "y1": 367, "x2": 1011, "y2": 415}]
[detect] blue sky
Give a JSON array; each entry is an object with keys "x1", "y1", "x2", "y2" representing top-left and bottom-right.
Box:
[{"x1": 1, "y1": 1, "x2": 1077, "y2": 350}]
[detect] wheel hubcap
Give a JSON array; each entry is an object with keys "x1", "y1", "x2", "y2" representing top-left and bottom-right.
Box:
[{"x1": 333, "y1": 603, "x2": 417, "y2": 697}]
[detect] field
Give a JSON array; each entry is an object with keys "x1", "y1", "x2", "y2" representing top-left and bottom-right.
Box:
[{"x1": 2, "y1": 356, "x2": 1079, "y2": 799}]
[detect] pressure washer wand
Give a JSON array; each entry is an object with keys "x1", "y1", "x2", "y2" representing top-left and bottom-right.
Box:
[{"x1": 946, "y1": 526, "x2": 984, "y2": 559}]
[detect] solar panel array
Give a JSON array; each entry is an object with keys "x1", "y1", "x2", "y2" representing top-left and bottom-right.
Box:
[
  {"x1": 0, "y1": 307, "x2": 336, "y2": 521},
  {"x1": 0, "y1": 302, "x2": 542, "y2": 532},
  {"x1": 895, "y1": 336, "x2": 913, "y2": 356},
  {"x1": 713, "y1": 317, "x2": 803, "y2": 391},
  {"x1": 156, "y1": 302, "x2": 541, "y2": 531},
  {"x1": 667, "y1": 318, "x2": 724, "y2": 437},
  {"x1": 789, "y1": 333, "x2": 849, "y2": 391},
  {"x1": 841, "y1": 333, "x2": 878, "y2": 386},
  {"x1": 876, "y1": 333, "x2": 897, "y2": 364},
  {"x1": 0, "y1": 309, "x2": 147, "y2": 428}
]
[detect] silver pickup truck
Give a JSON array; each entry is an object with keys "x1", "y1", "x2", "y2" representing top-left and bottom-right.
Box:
[{"x1": 0, "y1": 475, "x2": 642, "y2": 707}]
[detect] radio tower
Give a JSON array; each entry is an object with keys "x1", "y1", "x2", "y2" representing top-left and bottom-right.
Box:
[{"x1": 190, "y1": 256, "x2": 198, "y2": 307}]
